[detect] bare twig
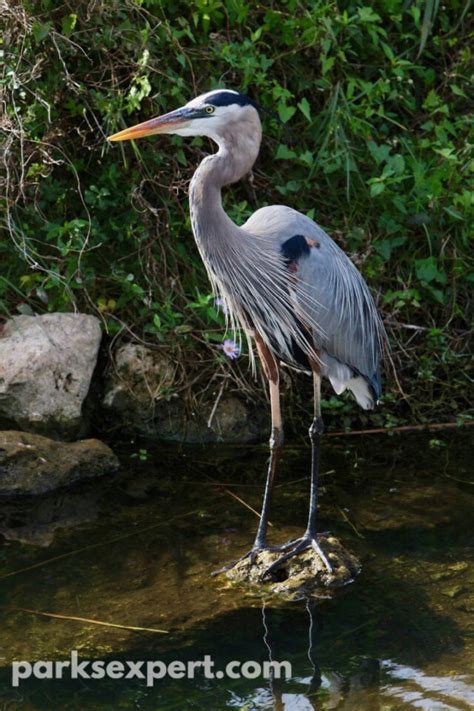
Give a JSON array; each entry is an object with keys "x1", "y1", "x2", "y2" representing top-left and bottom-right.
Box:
[
  {"x1": 0, "y1": 508, "x2": 205, "y2": 580},
  {"x1": 326, "y1": 421, "x2": 474, "y2": 437},
  {"x1": 337, "y1": 506, "x2": 365, "y2": 539},
  {"x1": 1, "y1": 607, "x2": 168, "y2": 634},
  {"x1": 207, "y1": 378, "x2": 226, "y2": 428},
  {"x1": 217, "y1": 486, "x2": 274, "y2": 527}
]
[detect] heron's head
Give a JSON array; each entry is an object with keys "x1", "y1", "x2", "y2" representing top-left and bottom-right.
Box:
[{"x1": 108, "y1": 89, "x2": 260, "y2": 146}]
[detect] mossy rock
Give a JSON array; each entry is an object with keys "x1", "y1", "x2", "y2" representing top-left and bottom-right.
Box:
[{"x1": 223, "y1": 536, "x2": 361, "y2": 600}]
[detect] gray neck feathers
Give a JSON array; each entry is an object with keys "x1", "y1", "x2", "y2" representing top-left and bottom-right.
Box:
[
  {"x1": 187, "y1": 112, "x2": 316, "y2": 365},
  {"x1": 189, "y1": 113, "x2": 262, "y2": 255}
]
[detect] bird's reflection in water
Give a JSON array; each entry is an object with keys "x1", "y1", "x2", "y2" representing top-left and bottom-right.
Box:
[
  {"x1": 261, "y1": 599, "x2": 322, "y2": 710},
  {"x1": 260, "y1": 600, "x2": 381, "y2": 711}
]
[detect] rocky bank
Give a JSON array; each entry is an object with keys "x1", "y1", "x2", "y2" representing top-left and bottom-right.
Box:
[
  {"x1": 0, "y1": 430, "x2": 119, "y2": 495},
  {"x1": 0, "y1": 313, "x2": 102, "y2": 440}
]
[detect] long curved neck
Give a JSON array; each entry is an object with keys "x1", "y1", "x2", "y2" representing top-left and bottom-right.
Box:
[{"x1": 189, "y1": 121, "x2": 262, "y2": 253}]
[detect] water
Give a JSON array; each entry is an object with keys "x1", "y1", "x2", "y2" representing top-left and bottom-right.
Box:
[{"x1": 0, "y1": 431, "x2": 472, "y2": 709}]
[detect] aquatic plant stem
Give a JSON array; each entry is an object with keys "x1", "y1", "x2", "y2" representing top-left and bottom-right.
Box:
[{"x1": 1, "y1": 606, "x2": 169, "y2": 634}]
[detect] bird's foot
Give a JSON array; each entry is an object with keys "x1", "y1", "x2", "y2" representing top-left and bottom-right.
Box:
[
  {"x1": 211, "y1": 545, "x2": 263, "y2": 576},
  {"x1": 274, "y1": 530, "x2": 331, "y2": 553},
  {"x1": 211, "y1": 549, "x2": 256, "y2": 577},
  {"x1": 261, "y1": 534, "x2": 333, "y2": 580},
  {"x1": 211, "y1": 541, "x2": 283, "y2": 577}
]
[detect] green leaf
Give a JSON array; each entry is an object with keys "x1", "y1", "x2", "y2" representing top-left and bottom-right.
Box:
[
  {"x1": 275, "y1": 144, "x2": 297, "y2": 160},
  {"x1": 32, "y1": 21, "x2": 52, "y2": 43},
  {"x1": 388, "y1": 154, "x2": 405, "y2": 175},
  {"x1": 277, "y1": 104, "x2": 297, "y2": 123},
  {"x1": 381, "y1": 42, "x2": 395, "y2": 61},
  {"x1": 176, "y1": 149, "x2": 187, "y2": 166},
  {"x1": 434, "y1": 147, "x2": 458, "y2": 161},
  {"x1": 368, "y1": 141, "x2": 391, "y2": 165},
  {"x1": 61, "y1": 14, "x2": 77, "y2": 37},
  {"x1": 357, "y1": 7, "x2": 382, "y2": 23},
  {"x1": 320, "y1": 56, "x2": 335, "y2": 76},
  {"x1": 297, "y1": 97, "x2": 311, "y2": 122},
  {"x1": 299, "y1": 150, "x2": 313, "y2": 165},
  {"x1": 418, "y1": 0, "x2": 441, "y2": 58},
  {"x1": 451, "y1": 84, "x2": 467, "y2": 98},
  {"x1": 443, "y1": 206, "x2": 463, "y2": 221},
  {"x1": 374, "y1": 236, "x2": 407, "y2": 261},
  {"x1": 370, "y1": 182, "x2": 385, "y2": 197},
  {"x1": 415, "y1": 257, "x2": 447, "y2": 285}
]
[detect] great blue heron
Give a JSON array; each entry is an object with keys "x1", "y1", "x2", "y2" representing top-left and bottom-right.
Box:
[{"x1": 109, "y1": 89, "x2": 385, "y2": 578}]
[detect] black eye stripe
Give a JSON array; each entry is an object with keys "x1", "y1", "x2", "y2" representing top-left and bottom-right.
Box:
[{"x1": 207, "y1": 91, "x2": 255, "y2": 108}]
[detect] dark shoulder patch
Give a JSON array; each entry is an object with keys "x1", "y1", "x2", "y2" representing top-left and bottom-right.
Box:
[
  {"x1": 281, "y1": 235, "x2": 311, "y2": 267},
  {"x1": 208, "y1": 91, "x2": 255, "y2": 108}
]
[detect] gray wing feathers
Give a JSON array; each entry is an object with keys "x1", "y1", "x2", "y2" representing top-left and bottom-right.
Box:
[{"x1": 244, "y1": 206, "x2": 385, "y2": 391}]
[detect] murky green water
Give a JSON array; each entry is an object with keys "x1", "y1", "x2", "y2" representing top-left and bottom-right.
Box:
[{"x1": 0, "y1": 431, "x2": 472, "y2": 709}]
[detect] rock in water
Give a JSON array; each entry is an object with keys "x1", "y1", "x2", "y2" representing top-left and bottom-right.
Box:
[
  {"x1": 0, "y1": 314, "x2": 102, "y2": 439},
  {"x1": 224, "y1": 536, "x2": 361, "y2": 599},
  {"x1": 0, "y1": 430, "x2": 119, "y2": 495}
]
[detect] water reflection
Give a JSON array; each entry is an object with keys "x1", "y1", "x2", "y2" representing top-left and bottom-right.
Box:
[
  {"x1": 223, "y1": 598, "x2": 472, "y2": 710},
  {"x1": 0, "y1": 493, "x2": 98, "y2": 546},
  {"x1": 0, "y1": 432, "x2": 472, "y2": 709},
  {"x1": 262, "y1": 601, "x2": 322, "y2": 709}
]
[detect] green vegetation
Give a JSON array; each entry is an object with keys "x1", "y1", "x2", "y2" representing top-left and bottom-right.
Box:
[{"x1": 1, "y1": 0, "x2": 472, "y2": 430}]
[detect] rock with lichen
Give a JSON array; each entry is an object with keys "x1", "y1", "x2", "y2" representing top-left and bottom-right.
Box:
[
  {"x1": 0, "y1": 313, "x2": 102, "y2": 439},
  {"x1": 224, "y1": 536, "x2": 361, "y2": 599}
]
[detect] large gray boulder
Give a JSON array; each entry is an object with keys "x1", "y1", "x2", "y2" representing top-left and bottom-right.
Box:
[
  {"x1": 103, "y1": 343, "x2": 265, "y2": 443},
  {"x1": 0, "y1": 313, "x2": 102, "y2": 439},
  {"x1": 0, "y1": 430, "x2": 119, "y2": 495}
]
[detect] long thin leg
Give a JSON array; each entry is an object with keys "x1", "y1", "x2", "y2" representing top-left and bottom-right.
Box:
[
  {"x1": 305, "y1": 371, "x2": 324, "y2": 538},
  {"x1": 304, "y1": 370, "x2": 331, "y2": 568},
  {"x1": 253, "y1": 334, "x2": 283, "y2": 549},
  {"x1": 261, "y1": 364, "x2": 332, "y2": 578},
  {"x1": 211, "y1": 334, "x2": 283, "y2": 574}
]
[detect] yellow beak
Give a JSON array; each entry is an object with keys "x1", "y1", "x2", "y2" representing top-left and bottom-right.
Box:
[{"x1": 107, "y1": 108, "x2": 190, "y2": 142}]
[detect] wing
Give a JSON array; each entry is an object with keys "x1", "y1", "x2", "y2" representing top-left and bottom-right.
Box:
[{"x1": 244, "y1": 205, "x2": 386, "y2": 406}]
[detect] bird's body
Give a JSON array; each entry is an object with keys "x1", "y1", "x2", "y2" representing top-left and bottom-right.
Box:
[
  {"x1": 109, "y1": 88, "x2": 386, "y2": 579},
  {"x1": 244, "y1": 205, "x2": 381, "y2": 408},
  {"x1": 185, "y1": 91, "x2": 383, "y2": 410}
]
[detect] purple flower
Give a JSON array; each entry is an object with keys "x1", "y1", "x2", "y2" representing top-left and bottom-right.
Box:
[
  {"x1": 215, "y1": 296, "x2": 230, "y2": 316},
  {"x1": 221, "y1": 339, "x2": 240, "y2": 360}
]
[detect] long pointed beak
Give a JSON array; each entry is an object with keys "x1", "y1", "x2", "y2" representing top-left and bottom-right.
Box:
[{"x1": 107, "y1": 108, "x2": 190, "y2": 142}]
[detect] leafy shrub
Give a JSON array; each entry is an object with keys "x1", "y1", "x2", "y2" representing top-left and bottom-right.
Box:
[{"x1": 1, "y1": 0, "x2": 472, "y2": 429}]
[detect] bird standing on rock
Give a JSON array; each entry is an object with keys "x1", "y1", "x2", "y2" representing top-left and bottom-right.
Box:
[{"x1": 108, "y1": 89, "x2": 386, "y2": 579}]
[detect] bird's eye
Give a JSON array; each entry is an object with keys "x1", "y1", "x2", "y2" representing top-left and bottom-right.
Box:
[{"x1": 204, "y1": 106, "x2": 215, "y2": 114}]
